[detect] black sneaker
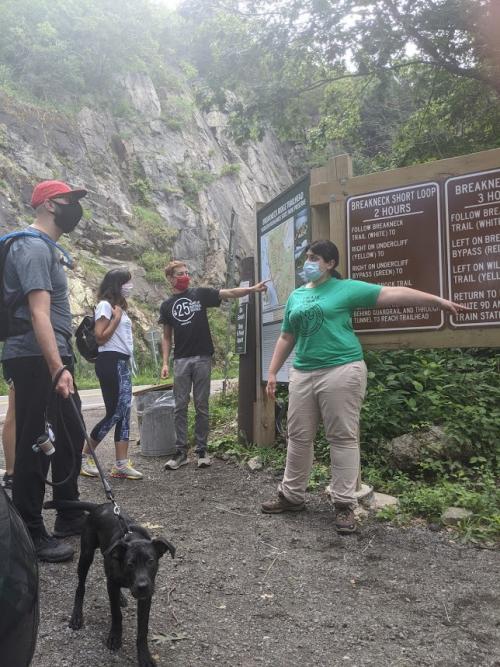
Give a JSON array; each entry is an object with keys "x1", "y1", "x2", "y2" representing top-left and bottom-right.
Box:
[
  {"x1": 53, "y1": 513, "x2": 87, "y2": 538},
  {"x1": 197, "y1": 450, "x2": 211, "y2": 468},
  {"x1": 2, "y1": 472, "x2": 14, "y2": 490},
  {"x1": 164, "y1": 451, "x2": 188, "y2": 470},
  {"x1": 33, "y1": 534, "x2": 74, "y2": 562}
]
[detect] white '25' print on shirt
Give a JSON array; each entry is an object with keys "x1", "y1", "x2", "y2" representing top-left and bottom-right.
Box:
[{"x1": 172, "y1": 298, "x2": 201, "y2": 323}]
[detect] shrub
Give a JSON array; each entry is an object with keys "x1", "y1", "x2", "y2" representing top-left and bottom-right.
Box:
[
  {"x1": 220, "y1": 163, "x2": 241, "y2": 177},
  {"x1": 132, "y1": 206, "x2": 176, "y2": 251},
  {"x1": 176, "y1": 166, "x2": 218, "y2": 210},
  {"x1": 140, "y1": 250, "x2": 169, "y2": 284},
  {"x1": 361, "y1": 348, "x2": 500, "y2": 463}
]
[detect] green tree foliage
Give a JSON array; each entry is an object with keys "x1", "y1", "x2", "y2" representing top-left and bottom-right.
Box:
[
  {"x1": 179, "y1": 0, "x2": 499, "y2": 96},
  {"x1": 177, "y1": 0, "x2": 500, "y2": 170},
  {"x1": 2, "y1": 0, "x2": 499, "y2": 172},
  {"x1": 0, "y1": 0, "x2": 170, "y2": 107},
  {"x1": 308, "y1": 67, "x2": 500, "y2": 172}
]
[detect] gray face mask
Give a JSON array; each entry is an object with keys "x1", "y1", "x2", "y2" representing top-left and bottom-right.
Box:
[
  {"x1": 52, "y1": 201, "x2": 83, "y2": 233},
  {"x1": 121, "y1": 282, "x2": 134, "y2": 298}
]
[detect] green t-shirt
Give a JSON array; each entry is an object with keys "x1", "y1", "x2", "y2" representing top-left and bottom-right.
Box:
[{"x1": 281, "y1": 277, "x2": 382, "y2": 370}]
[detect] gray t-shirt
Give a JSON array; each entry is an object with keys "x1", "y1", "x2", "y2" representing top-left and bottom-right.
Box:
[{"x1": 1, "y1": 235, "x2": 73, "y2": 360}]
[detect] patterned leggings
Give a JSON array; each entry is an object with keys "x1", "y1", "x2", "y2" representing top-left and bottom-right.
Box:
[{"x1": 90, "y1": 352, "x2": 131, "y2": 443}]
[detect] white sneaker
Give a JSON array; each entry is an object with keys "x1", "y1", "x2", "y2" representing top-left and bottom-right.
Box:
[
  {"x1": 197, "y1": 451, "x2": 211, "y2": 468},
  {"x1": 80, "y1": 455, "x2": 99, "y2": 477},
  {"x1": 164, "y1": 452, "x2": 188, "y2": 470},
  {"x1": 110, "y1": 461, "x2": 143, "y2": 480}
]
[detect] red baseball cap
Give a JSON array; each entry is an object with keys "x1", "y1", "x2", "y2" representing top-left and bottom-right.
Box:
[{"x1": 31, "y1": 180, "x2": 88, "y2": 208}]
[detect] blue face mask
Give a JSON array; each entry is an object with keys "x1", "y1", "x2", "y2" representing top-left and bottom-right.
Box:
[{"x1": 303, "y1": 260, "x2": 324, "y2": 282}]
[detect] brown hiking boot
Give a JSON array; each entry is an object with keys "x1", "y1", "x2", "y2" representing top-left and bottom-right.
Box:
[
  {"x1": 334, "y1": 503, "x2": 356, "y2": 534},
  {"x1": 261, "y1": 492, "x2": 305, "y2": 514}
]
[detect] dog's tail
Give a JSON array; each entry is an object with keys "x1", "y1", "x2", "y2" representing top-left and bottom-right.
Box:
[{"x1": 43, "y1": 500, "x2": 99, "y2": 512}]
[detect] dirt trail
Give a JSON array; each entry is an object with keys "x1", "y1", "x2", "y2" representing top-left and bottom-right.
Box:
[{"x1": 23, "y1": 407, "x2": 500, "y2": 666}]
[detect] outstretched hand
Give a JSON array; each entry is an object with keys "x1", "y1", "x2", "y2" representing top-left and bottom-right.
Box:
[
  {"x1": 439, "y1": 298, "x2": 472, "y2": 317},
  {"x1": 253, "y1": 280, "x2": 270, "y2": 293}
]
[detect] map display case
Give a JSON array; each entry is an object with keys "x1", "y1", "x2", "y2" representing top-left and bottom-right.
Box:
[{"x1": 257, "y1": 175, "x2": 311, "y2": 381}]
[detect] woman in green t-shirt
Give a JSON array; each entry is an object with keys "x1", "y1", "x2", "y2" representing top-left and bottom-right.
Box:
[{"x1": 262, "y1": 239, "x2": 468, "y2": 533}]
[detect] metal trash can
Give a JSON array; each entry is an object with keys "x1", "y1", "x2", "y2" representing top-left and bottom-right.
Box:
[
  {"x1": 135, "y1": 391, "x2": 169, "y2": 434},
  {"x1": 140, "y1": 391, "x2": 177, "y2": 457}
]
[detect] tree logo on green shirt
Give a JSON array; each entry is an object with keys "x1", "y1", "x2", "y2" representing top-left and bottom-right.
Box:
[{"x1": 292, "y1": 304, "x2": 324, "y2": 337}]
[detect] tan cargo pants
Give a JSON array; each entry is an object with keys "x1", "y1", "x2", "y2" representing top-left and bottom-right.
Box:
[{"x1": 279, "y1": 361, "x2": 367, "y2": 508}]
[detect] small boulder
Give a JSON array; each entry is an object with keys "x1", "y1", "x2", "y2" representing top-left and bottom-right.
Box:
[
  {"x1": 247, "y1": 456, "x2": 263, "y2": 472},
  {"x1": 441, "y1": 507, "x2": 473, "y2": 525},
  {"x1": 372, "y1": 492, "x2": 399, "y2": 511},
  {"x1": 383, "y1": 425, "x2": 473, "y2": 471}
]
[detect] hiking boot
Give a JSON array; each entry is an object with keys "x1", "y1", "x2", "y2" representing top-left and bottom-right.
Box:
[
  {"x1": 110, "y1": 461, "x2": 143, "y2": 480},
  {"x1": 164, "y1": 451, "x2": 188, "y2": 470},
  {"x1": 33, "y1": 534, "x2": 74, "y2": 562},
  {"x1": 53, "y1": 513, "x2": 87, "y2": 538},
  {"x1": 261, "y1": 492, "x2": 305, "y2": 514},
  {"x1": 80, "y1": 455, "x2": 99, "y2": 478},
  {"x1": 1, "y1": 472, "x2": 14, "y2": 490},
  {"x1": 334, "y1": 503, "x2": 356, "y2": 534},
  {"x1": 197, "y1": 450, "x2": 211, "y2": 468}
]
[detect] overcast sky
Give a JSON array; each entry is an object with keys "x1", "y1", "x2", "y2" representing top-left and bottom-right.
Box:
[{"x1": 157, "y1": 0, "x2": 181, "y2": 9}]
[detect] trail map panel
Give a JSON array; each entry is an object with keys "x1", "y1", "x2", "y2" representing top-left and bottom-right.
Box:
[
  {"x1": 261, "y1": 217, "x2": 296, "y2": 323},
  {"x1": 445, "y1": 168, "x2": 500, "y2": 328},
  {"x1": 258, "y1": 175, "x2": 310, "y2": 381},
  {"x1": 347, "y1": 183, "x2": 443, "y2": 331}
]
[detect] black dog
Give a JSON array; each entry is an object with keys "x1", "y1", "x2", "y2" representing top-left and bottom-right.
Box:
[{"x1": 44, "y1": 500, "x2": 175, "y2": 667}]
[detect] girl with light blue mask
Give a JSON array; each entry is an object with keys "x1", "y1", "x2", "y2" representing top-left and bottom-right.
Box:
[
  {"x1": 301, "y1": 244, "x2": 342, "y2": 285},
  {"x1": 262, "y1": 239, "x2": 469, "y2": 534}
]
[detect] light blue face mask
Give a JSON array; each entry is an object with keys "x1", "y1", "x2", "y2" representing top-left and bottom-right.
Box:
[{"x1": 303, "y1": 260, "x2": 324, "y2": 282}]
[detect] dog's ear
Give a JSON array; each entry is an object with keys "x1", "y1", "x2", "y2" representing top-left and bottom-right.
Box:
[
  {"x1": 153, "y1": 537, "x2": 176, "y2": 560},
  {"x1": 109, "y1": 540, "x2": 128, "y2": 560}
]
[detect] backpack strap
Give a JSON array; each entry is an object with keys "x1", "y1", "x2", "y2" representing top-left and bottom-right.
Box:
[{"x1": 0, "y1": 230, "x2": 74, "y2": 269}]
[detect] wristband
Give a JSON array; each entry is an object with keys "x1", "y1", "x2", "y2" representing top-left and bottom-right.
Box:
[{"x1": 52, "y1": 365, "x2": 68, "y2": 389}]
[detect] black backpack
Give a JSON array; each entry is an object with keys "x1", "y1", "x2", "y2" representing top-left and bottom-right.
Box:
[
  {"x1": 0, "y1": 488, "x2": 39, "y2": 666},
  {"x1": 0, "y1": 230, "x2": 74, "y2": 342},
  {"x1": 0, "y1": 237, "x2": 26, "y2": 341},
  {"x1": 75, "y1": 313, "x2": 98, "y2": 363}
]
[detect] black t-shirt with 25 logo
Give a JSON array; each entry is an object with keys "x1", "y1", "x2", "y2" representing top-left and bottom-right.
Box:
[{"x1": 158, "y1": 287, "x2": 221, "y2": 359}]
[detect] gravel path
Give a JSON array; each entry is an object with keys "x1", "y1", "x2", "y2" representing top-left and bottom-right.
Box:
[{"x1": 4, "y1": 406, "x2": 500, "y2": 667}]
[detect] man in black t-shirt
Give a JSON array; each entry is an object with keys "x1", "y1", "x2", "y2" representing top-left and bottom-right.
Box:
[{"x1": 159, "y1": 260, "x2": 267, "y2": 469}]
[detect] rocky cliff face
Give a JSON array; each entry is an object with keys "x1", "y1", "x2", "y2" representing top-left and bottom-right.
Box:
[{"x1": 0, "y1": 73, "x2": 293, "y2": 340}]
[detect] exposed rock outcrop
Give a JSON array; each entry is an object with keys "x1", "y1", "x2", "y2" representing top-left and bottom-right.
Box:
[{"x1": 0, "y1": 72, "x2": 294, "y2": 341}]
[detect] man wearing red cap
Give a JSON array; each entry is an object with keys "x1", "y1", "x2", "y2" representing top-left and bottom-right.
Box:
[{"x1": 1, "y1": 180, "x2": 88, "y2": 562}]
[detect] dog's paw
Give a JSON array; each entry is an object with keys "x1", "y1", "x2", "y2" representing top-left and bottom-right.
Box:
[
  {"x1": 106, "y1": 631, "x2": 122, "y2": 652},
  {"x1": 69, "y1": 611, "x2": 83, "y2": 630}
]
